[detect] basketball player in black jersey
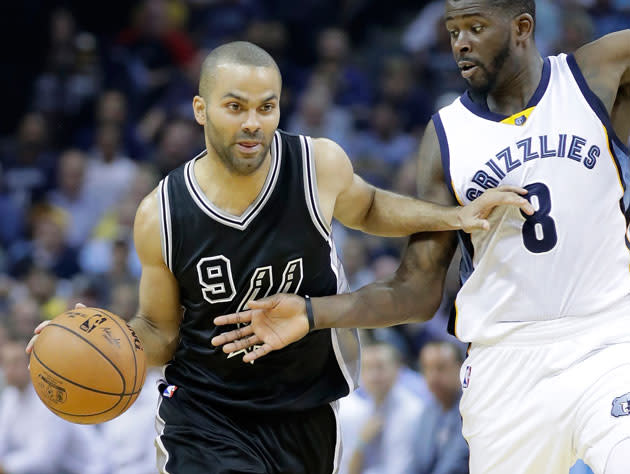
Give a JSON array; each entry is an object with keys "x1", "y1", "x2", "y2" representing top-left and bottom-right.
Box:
[{"x1": 27, "y1": 41, "x2": 533, "y2": 473}]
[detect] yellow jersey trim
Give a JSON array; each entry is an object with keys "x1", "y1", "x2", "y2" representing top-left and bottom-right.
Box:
[{"x1": 500, "y1": 106, "x2": 536, "y2": 126}]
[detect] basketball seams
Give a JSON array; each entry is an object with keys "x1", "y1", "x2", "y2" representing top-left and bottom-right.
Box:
[
  {"x1": 31, "y1": 347, "x2": 141, "y2": 396},
  {"x1": 42, "y1": 323, "x2": 127, "y2": 396},
  {"x1": 99, "y1": 308, "x2": 141, "y2": 417}
]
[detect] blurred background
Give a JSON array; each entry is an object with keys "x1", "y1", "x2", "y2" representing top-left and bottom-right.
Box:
[{"x1": 0, "y1": 0, "x2": 628, "y2": 472}]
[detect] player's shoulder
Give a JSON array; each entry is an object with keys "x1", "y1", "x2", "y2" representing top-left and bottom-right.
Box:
[{"x1": 134, "y1": 187, "x2": 163, "y2": 263}]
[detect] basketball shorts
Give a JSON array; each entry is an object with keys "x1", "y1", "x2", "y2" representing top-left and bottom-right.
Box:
[
  {"x1": 154, "y1": 385, "x2": 340, "y2": 474},
  {"x1": 459, "y1": 302, "x2": 630, "y2": 474}
]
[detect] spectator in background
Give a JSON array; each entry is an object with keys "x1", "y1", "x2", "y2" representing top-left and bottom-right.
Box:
[
  {"x1": 1, "y1": 113, "x2": 56, "y2": 209},
  {"x1": 85, "y1": 122, "x2": 137, "y2": 211},
  {"x1": 287, "y1": 80, "x2": 354, "y2": 149},
  {"x1": 339, "y1": 342, "x2": 425, "y2": 474},
  {"x1": 152, "y1": 119, "x2": 200, "y2": 177},
  {"x1": 312, "y1": 27, "x2": 372, "y2": 110},
  {"x1": 0, "y1": 336, "x2": 109, "y2": 474},
  {"x1": 115, "y1": 0, "x2": 196, "y2": 114},
  {"x1": 32, "y1": 8, "x2": 101, "y2": 147},
  {"x1": 47, "y1": 149, "x2": 103, "y2": 247},
  {"x1": 7, "y1": 205, "x2": 80, "y2": 280},
  {"x1": 6, "y1": 298, "x2": 42, "y2": 341},
  {"x1": 412, "y1": 341, "x2": 469, "y2": 474},
  {"x1": 377, "y1": 56, "x2": 433, "y2": 134},
  {"x1": 348, "y1": 102, "x2": 418, "y2": 186},
  {"x1": 75, "y1": 90, "x2": 150, "y2": 161},
  {"x1": 551, "y1": 6, "x2": 595, "y2": 54},
  {"x1": 340, "y1": 235, "x2": 375, "y2": 291},
  {"x1": 0, "y1": 167, "x2": 24, "y2": 250}
]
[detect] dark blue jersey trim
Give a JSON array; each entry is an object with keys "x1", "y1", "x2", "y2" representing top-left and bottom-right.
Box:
[
  {"x1": 432, "y1": 114, "x2": 459, "y2": 203},
  {"x1": 460, "y1": 57, "x2": 551, "y2": 122}
]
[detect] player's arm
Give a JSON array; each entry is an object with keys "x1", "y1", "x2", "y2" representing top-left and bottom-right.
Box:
[
  {"x1": 211, "y1": 122, "x2": 457, "y2": 361},
  {"x1": 129, "y1": 189, "x2": 183, "y2": 367},
  {"x1": 313, "y1": 135, "x2": 532, "y2": 236},
  {"x1": 574, "y1": 29, "x2": 630, "y2": 137}
]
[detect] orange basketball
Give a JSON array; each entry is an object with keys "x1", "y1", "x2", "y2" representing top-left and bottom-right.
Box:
[{"x1": 29, "y1": 307, "x2": 147, "y2": 424}]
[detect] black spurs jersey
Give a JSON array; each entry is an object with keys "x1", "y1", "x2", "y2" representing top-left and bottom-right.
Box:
[{"x1": 156, "y1": 130, "x2": 360, "y2": 412}]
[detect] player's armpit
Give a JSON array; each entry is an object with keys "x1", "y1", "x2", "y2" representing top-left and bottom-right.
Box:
[{"x1": 130, "y1": 189, "x2": 183, "y2": 367}]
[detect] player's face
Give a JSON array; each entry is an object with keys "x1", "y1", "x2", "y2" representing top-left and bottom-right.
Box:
[
  {"x1": 201, "y1": 64, "x2": 281, "y2": 175},
  {"x1": 445, "y1": 0, "x2": 513, "y2": 95}
]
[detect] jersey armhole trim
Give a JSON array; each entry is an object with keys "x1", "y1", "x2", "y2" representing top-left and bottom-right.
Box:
[
  {"x1": 432, "y1": 113, "x2": 463, "y2": 205},
  {"x1": 158, "y1": 176, "x2": 173, "y2": 272},
  {"x1": 565, "y1": 53, "x2": 630, "y2": 156},
  {"x1": 300, "y1": 135, "x2": 332, "y2": 240}
]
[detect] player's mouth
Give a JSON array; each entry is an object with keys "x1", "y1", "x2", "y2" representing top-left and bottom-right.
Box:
[
  {"x1": 236, "y1": 141, "x2": 262, "y2": 154},
  {"x1": 458, "y1": 60, "x2": 479, "y2": 79}
]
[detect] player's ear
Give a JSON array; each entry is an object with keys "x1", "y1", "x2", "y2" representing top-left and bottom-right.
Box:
[
  {"x1": 193, "y1": 96, "x2": 207, "y2": 126},
  {"x1": 514, "y1": 13, "x2": 534, "y2": 44}
]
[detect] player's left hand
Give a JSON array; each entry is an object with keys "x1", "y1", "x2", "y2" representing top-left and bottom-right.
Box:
[
  {"x1": 211, "y1": 293, "x2": 309, "y2": 363},
  {"x1": 458, "y1": 185, "x2": 534, "y2": 232}
]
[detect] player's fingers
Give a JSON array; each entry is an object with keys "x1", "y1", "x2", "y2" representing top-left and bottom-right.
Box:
[
  {"x1": 34, "y1": 320, "x2": 51, "y2": 334},
  {"x1": 211, "y1": 324, "x2": 255, "y2": 348},
  {"x1": 484, "y1": 193, "x2": 534, "y2": 215},
  {"x1": 246, "y1": 295, "x2": 278, "y2": 310},
  {"x1": 214, "y1": 310, "x2": 254, "y2": 327},
  {"x1": 223, "y1": 334, "x2": 263, "y2": 354},
  {"x1": 74, "y1": 302, "x2": 87, "y2": 309},
  {"x1": 243, "y1": 343, "x2": 273, "y2": 363},
  {"x1": 466, "y1": 219, "x2": 490, "y2": 232},
  {"x1": 494, "y1": 185, "x2": 528, "y2": 195},
  {"x1": 25, "y1": 335, "x2": 38, "y2": 355}
]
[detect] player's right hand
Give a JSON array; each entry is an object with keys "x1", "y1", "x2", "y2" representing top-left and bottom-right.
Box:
[
  {"x1": 26, "y1": 303, "x2": 86, "y2": 356},
  {"x1": 212, "y1": 294, "x2": 309, "y2": 363}
]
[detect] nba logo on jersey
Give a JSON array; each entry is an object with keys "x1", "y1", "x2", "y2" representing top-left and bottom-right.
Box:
[
  {"x1": 514, "y1": 115, "x2": 527, "y2": 126},
  {"x1": 463, "y1": 365, "x2": 472, "y2": 388},
  {"x1": 162, "y1": 385, "x2": 178, "y2": 398}
]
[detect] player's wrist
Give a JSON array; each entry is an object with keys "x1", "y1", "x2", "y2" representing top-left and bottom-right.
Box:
[
  {"x1": 304, "y1": 295, "x2": 316, "y2": 332},
  {"x1": 451, "y1": 206, "x2": 465, "y2": 230}
]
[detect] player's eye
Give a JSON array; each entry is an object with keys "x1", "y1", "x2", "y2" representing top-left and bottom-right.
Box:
[
  {"x1": 260, "y1": 103, "x2": 274, "y2": 113},
  {"x1": 227, "y1": 102, "x2": 241, "y2": 111},
  {"x1": 448, "y1": 30, "x2": 459, "y2": 39},
  {"x1": 472, "y1": 25, "x2": 484, "y2": 33}
]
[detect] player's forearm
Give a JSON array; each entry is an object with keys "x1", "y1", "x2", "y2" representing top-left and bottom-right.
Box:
[
  {"x1": 357, "y1": 187, "x2": 462, "y2": 237},
  {"x1": 312, "y1": 232, "x2": 456, "y2": 329},
  {"x1": 129, "y1": 314, "x2": 177, "y2": 367}
]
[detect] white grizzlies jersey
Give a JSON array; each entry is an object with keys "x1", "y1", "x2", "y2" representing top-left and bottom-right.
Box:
[{"x1": 434, "y1": 53, "x2": 630, "y2": 344}]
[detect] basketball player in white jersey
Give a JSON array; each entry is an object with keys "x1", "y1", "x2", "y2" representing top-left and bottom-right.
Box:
[{"x1": 212, "y1": 2, "x2": 630, "y2": 473}]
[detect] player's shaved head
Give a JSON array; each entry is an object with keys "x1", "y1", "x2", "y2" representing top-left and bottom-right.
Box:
[{"x1": 199, "y1": 41, "x2": 281, "y2": 99}]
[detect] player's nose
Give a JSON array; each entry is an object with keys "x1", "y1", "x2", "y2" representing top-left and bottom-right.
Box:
[
  {"x1": 453, "y1": 32, "x2": 472, "y2": 55},
  {"x1": 242, "y1": 109, "x2": 262, "y2": 133}
]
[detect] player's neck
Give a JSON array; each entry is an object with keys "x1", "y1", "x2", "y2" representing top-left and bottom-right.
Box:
[
  {"x1": 194, "y1": 149, "x2": 273, "y2": 216},
  {"x1": 486, "y1": 52, "x2": 544, "y2": 116}
]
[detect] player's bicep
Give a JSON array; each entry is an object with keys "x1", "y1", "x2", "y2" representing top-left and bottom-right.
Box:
[
  {"x1": 311, "y1": 137, "x2": 376, "y2": 229},
  {"x1": 417, "y1": 119, "x2": 456, "y2": 205},
  {"x1": 333, "y1": 172, "x2": 377, "y2": 230},
  {"x1": 137, "y1": 262, "x2": 182, "y2": 335},
  {"x1": 133, "y1": 189, "x2": 182, "y2": 339}
]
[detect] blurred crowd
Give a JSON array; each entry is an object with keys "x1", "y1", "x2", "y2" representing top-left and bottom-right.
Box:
[{"x1": 1, "y1": 0, "x2": 629, "y2": 472}]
